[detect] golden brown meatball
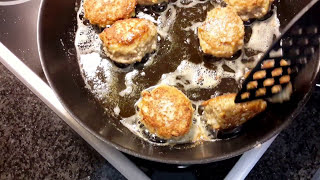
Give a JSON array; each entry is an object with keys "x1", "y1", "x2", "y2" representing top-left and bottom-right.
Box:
[
  {"x1": 137, "y1": 85, "x2": 194, "y2": 139},
  {"x1": 84, "y1": 0, "x2": 137, "y2": 27},
  {"x1": 137, "y1": 0, "x2": 168, "y2": 5},
  {"x1": 198, "y1": 6, "x2": 245, "y2": 58},
  {"x1": 224, "y1": 0, "x2": 274, "y2": 21},
  {"x1": 202, "y1": 93, "x2": 267, "y2": 130},
  {"x1": 99, "y1": 18, "x2": 158, "y2": 64}
]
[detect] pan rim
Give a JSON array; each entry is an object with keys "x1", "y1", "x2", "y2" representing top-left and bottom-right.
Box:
[{"x1": 36, "y1": 0, "x2": 319, "y2": 164}]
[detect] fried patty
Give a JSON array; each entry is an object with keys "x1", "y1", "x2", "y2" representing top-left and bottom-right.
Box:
[
  {"x1": 99, "y1": 18, "x2": 158, "y2": 64},
  {"x1": 198, "y1": 6, "x2": 245, "y2": 58},
  {"x1": 84, "y1": 0, "x2": 137, "y2": 27},
  {"x1": 137, "y1": 0, "x2": 168, "y2": 5},
  {"x1": 202, "y1": 93, "x2": 267, "y2": 130},
  {"x1": 137, "y1": 85, "x2": 194, "y2": 139},
  {"x1": 224, "y1": 0, "x2": 274, "y2": 21}
]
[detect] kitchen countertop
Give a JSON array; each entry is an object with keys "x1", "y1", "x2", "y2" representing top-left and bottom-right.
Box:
[{"x1": 0, "y1": 61, "x2": 319, "y2": 179}]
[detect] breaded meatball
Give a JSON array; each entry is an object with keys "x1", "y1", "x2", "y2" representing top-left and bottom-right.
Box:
[
  {"x1": 202, "y1": 93, "x2": 267, "y2": 130},
  {"x1": 198, "y1": 7, "x2": 244, "y2": 58},
  {"x1": 99, "y1": 18, "x2": 158, "y2": 64},
  {"x1": 137, "y1": 85, "x2": 194, "y2": 139},
  {"x1": 137, "y1": 0, "x2": 168, "y2": 5},
  {"x1": 84, "y1": 0, "x2": 137, "y2": 27},
  {"x1": 224, "y1": 0, "x2": 274, "y2": 21}
]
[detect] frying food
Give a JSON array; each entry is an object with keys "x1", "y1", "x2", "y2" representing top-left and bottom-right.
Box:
[
  {"x1": 224, "y1": 0, "x2": 274, "y2": 21},
  {"x1": 137, "y1": 85, "x2": 194, "y2": 139},
  {"x1": 202, "y1": 93, "x2": 267, "y2": 130},
  {"x1": 198, "y1": 6, "x2": 245, "y2": 58},
  {"x1": 76, "y1": 0, "x2": 283, "y2": 145},
  {"x1": 99, "y1": 18, "x2": 158, "y2": 64},
  {"x1": 268, "y1": 83, "x2": 293, "y2": 103},
  {"x1": 84, "y1": 0, "x2": 137, "y2": 27},
  {"x1": 138, "y1": 0, "x2": 168, "y2": 5}
]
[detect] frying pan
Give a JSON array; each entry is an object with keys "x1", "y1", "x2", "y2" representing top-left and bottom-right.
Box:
[{"x1": 37, "y1": 0, "x2": 320, "y2": 164}]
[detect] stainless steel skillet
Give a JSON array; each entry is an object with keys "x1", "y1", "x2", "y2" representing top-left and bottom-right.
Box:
[{"x1": 37, "y1": 0, "x2": 320, "y2": 164}]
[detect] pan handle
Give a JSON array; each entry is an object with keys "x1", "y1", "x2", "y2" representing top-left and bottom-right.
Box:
[{"x1": 225, "y1": 135, "x2": 278, "y2": 180}]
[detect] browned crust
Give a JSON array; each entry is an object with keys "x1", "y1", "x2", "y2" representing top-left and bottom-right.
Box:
[
  {"x1": 137, "y1": 85, "x2": 194, "y2": 139},
  {"x1": 137, "y1": 0, "x2": 168, "y2": 5},
  {"x1": 84, "y1": 0, "x2": 137, "y2": 27},
  {"x1": 198, "y1": 6, "x2": 244, "y2": 58},
  {"x1": 99, "y1": 18, "x2": 151, "y2": 46},
  {"x1": 202, "y1": 93, "x2": 267, "y2": 130},
  {"x1": 98, "y1": 18, "x2": 157, "y2": 64},
  {"x1": 224, "y1": 0, "x2": 274, "y2": 21}
]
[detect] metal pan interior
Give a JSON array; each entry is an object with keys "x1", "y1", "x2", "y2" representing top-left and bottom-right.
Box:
[{"x1": 38, "y1": 0, "x2": 320, "y2": 164}]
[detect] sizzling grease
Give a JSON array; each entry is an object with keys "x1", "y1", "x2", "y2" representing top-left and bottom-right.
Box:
[{"x1": 75, "y1": 0, "x2": 280, "y2": 145}]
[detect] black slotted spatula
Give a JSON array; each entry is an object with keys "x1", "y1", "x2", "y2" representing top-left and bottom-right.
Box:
[{"x1": 235, "y1": 0, "x2": 320, "y2": 103}]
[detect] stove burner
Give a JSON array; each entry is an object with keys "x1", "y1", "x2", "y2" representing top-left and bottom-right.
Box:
[{"x1": 0, "y1": 0, "x2": 31, "y2": 6}]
